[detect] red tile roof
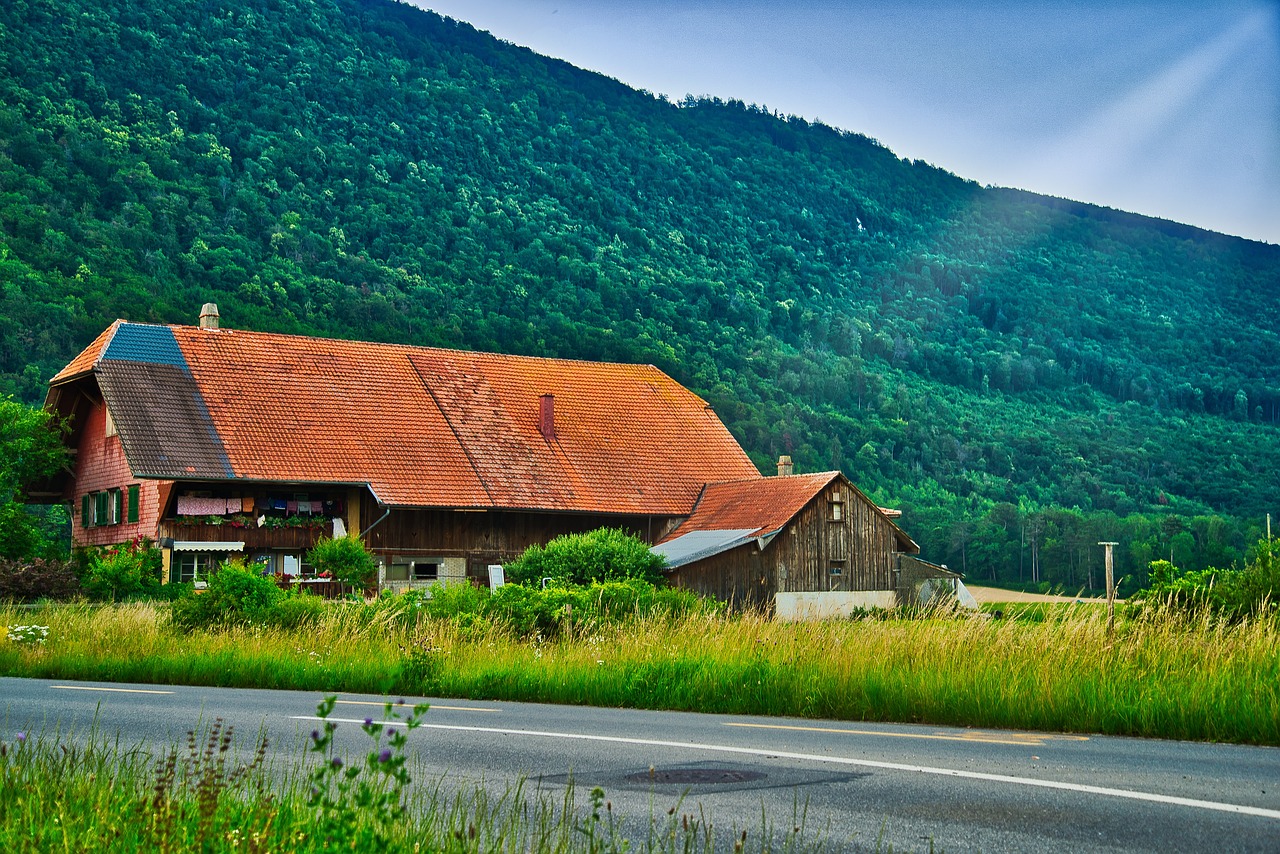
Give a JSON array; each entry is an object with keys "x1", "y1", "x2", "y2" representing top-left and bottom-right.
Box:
[
  {"x1": 659, "y1": 472, "x2": 840, "y2": 541},
  {"x1": 54, "y1": 322, "x2": 761, "y2": 514},
  {"x1": 659, "y1": 471, "x2": 918, "y2": 553}
]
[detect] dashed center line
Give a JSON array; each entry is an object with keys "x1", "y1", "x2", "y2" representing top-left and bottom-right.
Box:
[{"x1": 50, "y1": 685, "x2": 174, "y2": 695}]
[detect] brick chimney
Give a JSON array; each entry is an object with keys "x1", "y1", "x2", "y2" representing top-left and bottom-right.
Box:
[
  {"x1": 199, "y1": 303, "x2": 220, "y2": 329},
  {"x1": 777, "y1": 455, "x2": 794, "y2": 476},
  {"x1": 538, "y1": 394, "x2": 555, "y2": 440}
]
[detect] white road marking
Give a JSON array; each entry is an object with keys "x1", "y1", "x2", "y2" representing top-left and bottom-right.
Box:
[
  {"x1": 293, "y1": 715, "x2": 1280, "y2": 821},
  {"x1": 51, "y1": 685, "x2": 174, "y2": 695},
  {"x1": 725, "y1": 721, "x2": 1089, "y2": 746},
  {"x1": 333, "y1": 699, "x2": 497, "y2": 713}
]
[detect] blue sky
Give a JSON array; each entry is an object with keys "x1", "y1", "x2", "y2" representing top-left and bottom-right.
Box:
[{"x1": 415, "y1": 1, "x2": 1279, "y2": 244}]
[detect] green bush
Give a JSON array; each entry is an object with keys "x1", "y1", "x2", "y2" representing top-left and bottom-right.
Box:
[
  {"x1": 307, "y1": 535, "x2": 377, "y2": 588},
  {"x1": 503, "y1": 528, "x2": 666, "y2": 587},
  {"x1": 1138, "y1": 539, "x2": 1280, "y2": 620},
  {"x1": 169, "y1": 562, "x2": 285, "y2": 632},
  {"x1": 81, "y1": 542, "x2": 162, "y2": 602}
]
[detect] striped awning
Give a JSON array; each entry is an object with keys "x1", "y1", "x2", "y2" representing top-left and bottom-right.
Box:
[{"x1": 171, "y1": 541, "x2": 245, "y2": 552}]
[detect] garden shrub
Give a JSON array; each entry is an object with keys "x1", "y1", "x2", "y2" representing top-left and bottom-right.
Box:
[
  {"x1": 81, "y1": 541, "x2": 162, "y2": 602},
  {"x1": 503, "y1": 528, "x2": 666, "y2": 586},
  {"x1": 169, "y1": 562, "x2": 286, "y2": 632},
  {"x1": 307, "y1": 535, "x2": 377, "y2": 588},
  {"x1": 0, "y1": 557, "x2": 80, "y2": 602}
]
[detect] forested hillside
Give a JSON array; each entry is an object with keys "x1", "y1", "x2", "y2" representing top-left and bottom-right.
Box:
[{"x1": 3, "y1": 0, "x2": 1279, "y2": 588}]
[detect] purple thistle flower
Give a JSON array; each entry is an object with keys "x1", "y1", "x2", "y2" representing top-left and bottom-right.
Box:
[
  {"x1": 15, "y1": 732, "x2": 25, "y2": 743},
  {"x1": 331, "y1": 756, "x2": 343, "y2": 769},
  {"x1": 378, "y1": 748, "x2": 392, "y2": 763},
  {"x1": 386, "y1": 728, "x2": 396, "y2": 737},
  {"x1": 311, "y1": 729, "x2": 320, "y2": 741},
  {"x1": 364, "y1": 717, "x2": 374, "y2": 727}
]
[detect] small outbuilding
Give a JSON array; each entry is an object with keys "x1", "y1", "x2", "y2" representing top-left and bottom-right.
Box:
[{"x1": 654, "y1": 463, "x2": 948, "y2": 616}]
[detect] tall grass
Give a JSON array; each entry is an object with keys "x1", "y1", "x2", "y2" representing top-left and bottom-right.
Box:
[{"x1": 3, "y1": 600, "x2": 1277, "y2": 744}]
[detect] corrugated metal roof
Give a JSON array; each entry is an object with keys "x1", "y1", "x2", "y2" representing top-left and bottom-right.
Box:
[{"x1": 651, "y1": 528, "x2": 760, "y2": 568}]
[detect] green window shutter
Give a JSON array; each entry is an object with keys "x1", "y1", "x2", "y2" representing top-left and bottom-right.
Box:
[
  {"x1": 114, "y1": 490, "x2": 124, "y2": 525},
  {"x1": 95, "y1": 492, "x2": 108, "y2": 526},
  {"x1": 82, "y1": 494, "x2": 91, "y2": 527},
  {"x1": 127, "y1": 485, "x2": 140, "y2": 523}
]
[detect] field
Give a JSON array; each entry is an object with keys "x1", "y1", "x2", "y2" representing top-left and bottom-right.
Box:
[{"x1": 3, "y1": 599, "x2": 1277, "y2": 746}]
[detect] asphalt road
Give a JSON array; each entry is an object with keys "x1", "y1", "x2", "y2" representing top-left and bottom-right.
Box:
[{"x1": 2, "y1": 676, "x2": 1278, "y2": 852}]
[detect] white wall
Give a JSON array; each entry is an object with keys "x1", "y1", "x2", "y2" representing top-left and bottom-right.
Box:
[{"x1": 774, "y1": 591, "x2": 896, "y2": 620}]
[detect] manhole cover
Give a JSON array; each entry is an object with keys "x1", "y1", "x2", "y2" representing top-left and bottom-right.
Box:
[{"x1": 624, "y1": 768, "x2": 767, "y2": 785}]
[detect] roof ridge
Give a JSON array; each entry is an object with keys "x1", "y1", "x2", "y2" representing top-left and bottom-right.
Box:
[{"x1": 164, "y1": 322, "x2": 668, "y2": 372}]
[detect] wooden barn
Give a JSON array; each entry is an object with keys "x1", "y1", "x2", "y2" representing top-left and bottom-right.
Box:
[{"x1": 654, "y1": 459, "x2": 931, "y2": 616}]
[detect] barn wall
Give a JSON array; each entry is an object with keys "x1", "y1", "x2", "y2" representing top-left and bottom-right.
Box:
[
  {"x1": 664, "y1": 543, "x2": 774, "y2": 610},
  {"x1": 773, "y1": 483, "x2": 902, "y2": 593}
]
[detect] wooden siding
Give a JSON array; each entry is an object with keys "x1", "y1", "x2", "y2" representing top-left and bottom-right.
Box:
[
  {"x1": 362, "y1": 502, "x2": 682, "y2": 567},
  {"x1": 665, "y1": 544, "x2": 773, "y2": 610}
]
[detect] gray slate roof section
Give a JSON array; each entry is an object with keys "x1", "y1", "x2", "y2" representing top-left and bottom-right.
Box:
[
  {"x1": 652, "y1": 528, "x2": 760, "y2": 569},
  {"x1": 96, "y1": 360, "x2": 234, "y2": 479}
]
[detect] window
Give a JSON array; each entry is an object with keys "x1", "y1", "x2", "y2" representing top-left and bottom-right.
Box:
[
  {"x1": 127, "y1": 485, "x2": 140, "y2": 523},
  {"x1": 103, "y1": 407, "x2": 117, "y2": 438},
  {"x1": 829, "y1": 490, "x2": 845, "y2": 522},
  {"x1": 176, "y1": 552, "x2": 217, "y2": 583},
  {"x1": 109, "y1": 489, "x2": 123, "y2": 525},
  {"x1": 413, "y1": 560, "x2": 440, "y2": 582},
  {"x1": 94, "y1": 491, "x2": 110, "y2": 526},
  {"x1": 829, "y1": 561, "x2": 846, "y2": 576},
  {"x1": 82, "y1": 494, "x2": 92, "y2": 527}
]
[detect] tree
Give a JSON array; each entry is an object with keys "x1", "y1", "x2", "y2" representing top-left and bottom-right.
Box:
[{"x1": 0, "y1": 397, "x2": 69, "y2": 560}]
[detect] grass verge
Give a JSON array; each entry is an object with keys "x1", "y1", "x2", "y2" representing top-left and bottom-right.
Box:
[{"x1": 2, "y1": 600, "x2": 1278, "y2": 744}]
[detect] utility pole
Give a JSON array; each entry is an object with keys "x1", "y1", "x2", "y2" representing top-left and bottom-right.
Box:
[{"x1": 1099, "y1": 542, "x2": 1118, "y2": 639}]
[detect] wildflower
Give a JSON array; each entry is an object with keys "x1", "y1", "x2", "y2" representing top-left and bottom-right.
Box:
[
  {"x1": 364, "y1": 717, "x2": 374, "y2": 727},
  {"x1": 310, "y1": 729, "x2": 320, "y2": 741},
  {"x1": 15, "y1": 732, "x2": 26, "y2": 743},
  {"x1": 378, "y1": 748, "x2": 392, "y2": 763},
  {"x1": 331, "y1": 757, "x2": 343, "y2": 769}
]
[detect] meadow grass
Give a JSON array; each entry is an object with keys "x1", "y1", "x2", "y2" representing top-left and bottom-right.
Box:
[{"x1": 2, "y1": 600, "x2": 1278, "y2": 745}]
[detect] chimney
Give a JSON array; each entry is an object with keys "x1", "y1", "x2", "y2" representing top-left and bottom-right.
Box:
[
  {"x1": 538, "y1": 394, "x2": 556, "y2": 440},
  {"x1": 777, "y1": 455, "x2": 794, "y2": 477},
  {"x1": 199, "y1": 303, "x2": 220, "y2": 329}
]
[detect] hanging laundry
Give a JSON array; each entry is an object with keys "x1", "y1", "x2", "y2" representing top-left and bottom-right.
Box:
[
  {"x1": 242, "y1": 496, "x2": 254, "y2": 513},
  {"x1": 332, "y1": 517, "x2": 347, "y2": 538},
  {"x1": 271, "y1": 498, "x2": 286, "y2": 511},
  {"x1": 286, "y1": 500, "x2": 298, "y2": 514},
  {"x1": 297, "y1": 500, "x2": 312, "y2": 514}
]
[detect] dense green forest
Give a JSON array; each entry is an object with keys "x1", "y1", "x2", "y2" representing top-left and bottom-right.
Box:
[{"x1": 2, "y1": 0, "x2": 1278, "y2": 589}]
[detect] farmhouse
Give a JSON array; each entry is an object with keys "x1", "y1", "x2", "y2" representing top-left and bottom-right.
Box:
[{"x1": 45, "y1": 307, "x2": 934, "y2": 608}]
